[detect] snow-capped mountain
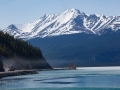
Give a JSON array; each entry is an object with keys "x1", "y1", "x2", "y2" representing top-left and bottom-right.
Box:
[{"x1": 3, "y1": 8, "x2": 120, "y2": 40}]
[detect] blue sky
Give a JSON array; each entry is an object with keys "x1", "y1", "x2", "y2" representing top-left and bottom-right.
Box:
[{"x1": 0, "y1": 0, "x2": 120, "y2": 29}]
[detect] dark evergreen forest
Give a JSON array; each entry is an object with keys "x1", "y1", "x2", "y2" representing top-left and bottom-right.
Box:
[{"x1": 0, "y1": 31, "x2": 43, "y2": 59}]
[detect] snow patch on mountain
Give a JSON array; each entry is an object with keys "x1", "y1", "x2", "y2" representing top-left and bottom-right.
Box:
[{"x1": 2, "y1": 8, "x2": 120, "y2": 40}]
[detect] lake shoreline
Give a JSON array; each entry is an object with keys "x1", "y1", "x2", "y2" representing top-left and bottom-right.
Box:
[
  {"x1": 1, "y1": 66, "x2": 120, "y2": 79},
  {"x1": 0, "y1": 68, "x2": 77, "y2": 79},
  {"x1": 0, "y1": 70, "x2": 38, "y2": 78}
]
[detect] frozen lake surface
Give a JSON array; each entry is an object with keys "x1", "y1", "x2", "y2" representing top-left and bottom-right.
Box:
[{"x1": 1, "y1": 66, "x2": 120, "y2": 90}]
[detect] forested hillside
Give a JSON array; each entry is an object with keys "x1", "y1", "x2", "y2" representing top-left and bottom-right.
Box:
[
  {"x1": 0, "y1": 31, "x2": 42, "y2": 59},
  {"x1": 0, "y1": 31, "x2": 52, "y2": 71}
]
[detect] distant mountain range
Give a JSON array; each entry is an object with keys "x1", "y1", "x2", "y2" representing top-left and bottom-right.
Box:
[
  {"x1": 2, "y1": 8, "x2": 120, "y2": 67},
  {"x1": 2, "y1": 8, "x2": 120, "y2": 40}
]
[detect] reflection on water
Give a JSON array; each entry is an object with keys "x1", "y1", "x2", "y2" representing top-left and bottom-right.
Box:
[{"x1": 1, "y1": 66, "x2": 120, "y2": 90}]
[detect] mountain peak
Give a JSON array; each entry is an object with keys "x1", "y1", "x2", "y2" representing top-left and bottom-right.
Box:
[
  {"x1": 67, "y1": 8, "x2": 79, "y2": 11},
  {"x1": 7, "y1": 24, "x2": 18, "y2": 30},
  {"x1": 64, "y1": 8, "x2": 84, "y2": 15}
]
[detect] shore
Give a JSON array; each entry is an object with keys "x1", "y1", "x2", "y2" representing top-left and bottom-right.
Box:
[
  {"x1": 0, "y1": 70, "x2": 38, "y2": 78},
  {"x1": 0, "y1": 68, "x2": 77, "y2": 79}
]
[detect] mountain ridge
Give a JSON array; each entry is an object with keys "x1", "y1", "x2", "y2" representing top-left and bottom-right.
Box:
[
  {"x1": 28, "y1": 29, "x2": 120, "y2": 67},
  {"x1": 2, "y1": 8, "x2": 120, "y2": 40}
]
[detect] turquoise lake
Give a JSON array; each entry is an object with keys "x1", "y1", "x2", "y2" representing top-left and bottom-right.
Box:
[{"x1": 1, "y1": 67, "x2": 120, "y2": 90}]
